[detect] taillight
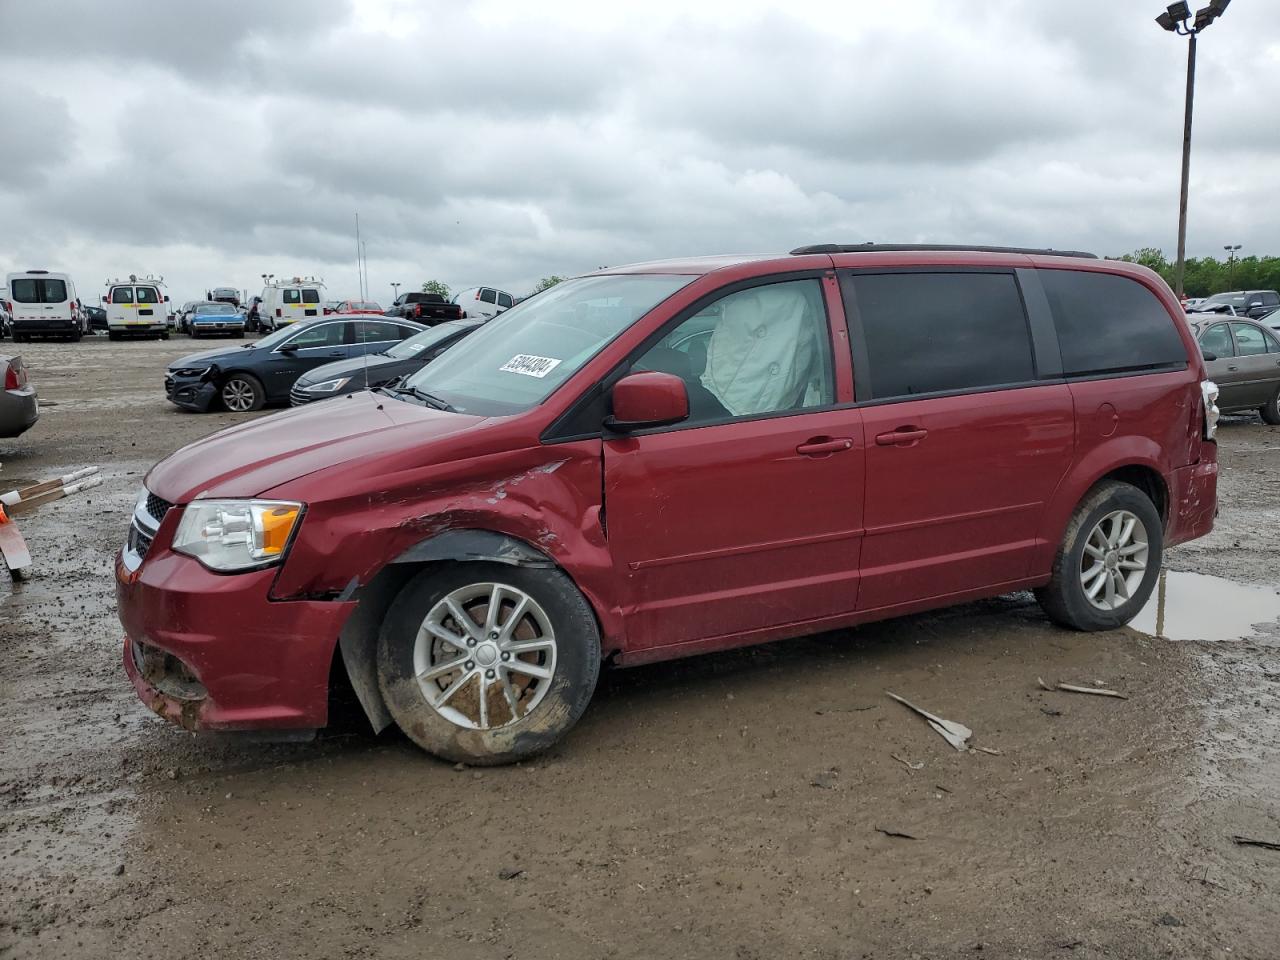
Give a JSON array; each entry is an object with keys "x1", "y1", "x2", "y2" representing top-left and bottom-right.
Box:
[
  {"x1": 414, "y1": 304, "x2": 422, "y2": 318},
  {"x1": 1201, "y1": 380, "x2": 1220, "y2": 440},
  {"x1": 276, "y1": 308, "x2": 282, "y2": 318},
  {"x1": 4, "y1": 362, "x2": 25, "y2": 391}
]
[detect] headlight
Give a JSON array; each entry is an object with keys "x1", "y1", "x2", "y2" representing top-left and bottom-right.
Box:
[
  {"x1": 172, "y1": 500, "x2": 303, "y2": 571},
  {"x1": 305, "y1": 377, "x2": 352, "y2": 393},
  {"x1": 171, "y1": 366, "x2": 210, "y2": 378}
]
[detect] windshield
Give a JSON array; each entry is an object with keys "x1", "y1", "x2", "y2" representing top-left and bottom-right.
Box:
[
  {"x1": 387, "y1": 322, "x2": 471, "y2": 359},
  {"x1": 1204, "y1": 292, "x2": 1247, "y2": 307},
  {"x1": 402, "y1": 274, "x2": 695, "y2": 415},
  {"x1": 195, "y1": 303, "x2": 237, "y2": 315}
]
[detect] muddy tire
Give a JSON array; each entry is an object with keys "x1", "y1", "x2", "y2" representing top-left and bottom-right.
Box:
[
  {"x1": 377, "y1": 562, "x2": 601, "y2": 765},
  {"x1": 219, "y1": 373, "x2": 265, "y2": 412},
  {"x1": 1260, "y1": 388, "x2": 1280, "y2": 425},
  {"x1": 1035, "y1": 480, "x2": 1163, "y2": 631}
]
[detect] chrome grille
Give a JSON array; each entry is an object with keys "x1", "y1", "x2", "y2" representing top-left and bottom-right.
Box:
[{"x1": 145, "y1": 493, "x2": 173, "y2": 524}]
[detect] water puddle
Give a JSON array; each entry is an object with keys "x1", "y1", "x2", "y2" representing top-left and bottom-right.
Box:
[{"x1": 1129, "y1": 569, "x2": 1280, "y2": 642}]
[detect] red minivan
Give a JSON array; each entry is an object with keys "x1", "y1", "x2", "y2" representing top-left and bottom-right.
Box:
[{"x1": 118, "y1": 246, "x2": 1221, "y2": 763}]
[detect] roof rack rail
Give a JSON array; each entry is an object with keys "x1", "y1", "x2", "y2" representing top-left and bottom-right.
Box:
[{"x1": 790, "y1": 243, "x2": 1098, "y2": 259}]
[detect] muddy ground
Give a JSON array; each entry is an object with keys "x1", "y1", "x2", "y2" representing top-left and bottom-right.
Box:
[{"x1": 2, "y1": 335, "x2": 1279, "y2": 960}]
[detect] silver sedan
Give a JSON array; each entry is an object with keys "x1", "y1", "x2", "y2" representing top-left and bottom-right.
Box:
[{"x1": 0, "y1": 354, "x2": 39, "y2": 438}]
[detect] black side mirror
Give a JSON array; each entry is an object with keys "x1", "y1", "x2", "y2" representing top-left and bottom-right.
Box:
[
  {"x1": 278, "y1": 344, "x2": 298, "y2": 355},
  {"x1": 1201, "y1": 349, "x2": 1218, "y2": 362}
]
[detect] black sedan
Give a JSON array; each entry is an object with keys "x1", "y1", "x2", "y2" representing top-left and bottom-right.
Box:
[
  {"x1": 289, "y1": 319, "x2": 481, "y2": 406},
  {"x1": 165, "y1": 315, "x2": 425, "y2": 412}
]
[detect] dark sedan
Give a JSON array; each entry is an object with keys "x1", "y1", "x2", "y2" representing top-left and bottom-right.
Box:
[
  {"x1": 290, "y1": 319, "x2": 481, "y2": 405},
  {"x1": 165, "y1": 315, "x2": 425, "y2": 412}
]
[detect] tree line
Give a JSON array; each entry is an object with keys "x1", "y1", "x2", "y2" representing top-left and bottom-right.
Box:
[{"x1": 1113, "y1": 248, "x2": 1280, "y2": 298}]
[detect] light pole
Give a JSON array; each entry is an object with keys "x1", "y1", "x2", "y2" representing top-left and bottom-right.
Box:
[
  {"x1": 1155, "y1": 0, "x2": 1232, "y2": 299},
  {"x1": 391, "y1": 282, "x2": 401, "y2": 302},
  {"x1": 1223, "y1": 244, "x2": 1241, "y2": 288}
]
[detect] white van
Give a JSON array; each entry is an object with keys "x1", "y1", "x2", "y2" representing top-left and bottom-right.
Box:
[
  {"x1": 451, "y1": 286, "x2": 515, "y2": 320},
  {"x1": 259, "y1": 277, "x2": 326, "y2": 331},
  {"x1": 4, "y1": 270, "x2": 84, "y2": 342},
  {"x1": 103, "y1": 275, "x2": 170, "y2": 340}
]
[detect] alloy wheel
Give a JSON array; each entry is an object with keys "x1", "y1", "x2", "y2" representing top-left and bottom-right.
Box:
[
  {"x1": 221, "y1": 380, "x2": 256, "y2": 412},
  {"x1": 412, "y1": 582, "x2": 558, "y2": 730},
  {"x1": 1079, "y1": 509, "x2": 1149, "y2": 611}
]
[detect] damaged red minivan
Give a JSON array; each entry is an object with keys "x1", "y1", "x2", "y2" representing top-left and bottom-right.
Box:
[{"x1": 119, "y1": 245, "x2": 1220, "y2": 763}]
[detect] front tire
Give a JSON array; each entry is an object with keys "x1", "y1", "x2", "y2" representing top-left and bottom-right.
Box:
[
  {"x1": 1260, "y1": 388, "x2": 1280, "y2": 425},
  {"x1": 377, "y1": 563, "x2": 601, "y2": 765},
  {"x1": 219, "y1": 373, "x2": 265, "y2": 412},
  {"x1": 1035, "y1": 480, "x2": 1163, "y2": 631}
]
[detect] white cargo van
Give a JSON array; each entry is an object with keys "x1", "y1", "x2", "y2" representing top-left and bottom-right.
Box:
[
  {"x1": 4, "y1": 270, "x2": 84, "y2": 341},
  {"x1": 451, "y1": 286, "x2": 515, "y2": 320},
  {"x1": 103, "y1": 275, "x2": 170, "y2": 340},
  {"x1": 259, "y1": 277, "x2": 325, "y2": 331}
]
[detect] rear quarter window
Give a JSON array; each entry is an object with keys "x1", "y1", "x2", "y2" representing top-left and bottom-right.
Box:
[{"x1": 1042, "y1": 270, "x2": 1188, "y2": 376}]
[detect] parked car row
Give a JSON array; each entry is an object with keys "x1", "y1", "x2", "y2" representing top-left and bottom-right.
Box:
[
  {"x1": 124, "y1": 245, "x2": 1222, "y2": 765},
  {"x1": 165, "y1": 316, "x2": 431, "y2": 412}
]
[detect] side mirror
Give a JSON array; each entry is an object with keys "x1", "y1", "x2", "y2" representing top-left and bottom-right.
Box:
[
  {"x1": 606, "y1": 371, "x2": 689, "y2": 432},
  {"x1": 101, "y1": 294, "x2": 107, "y2": 302},
  {"x1": 1201, "y1": 349, "x2": 1218, "y2": 362},
  {"x1": 278, "y1": 344, "x2": 298, "y2": 355},
  {"x1": 164, "y1": 295, "x2": 170, "y2": 302}
]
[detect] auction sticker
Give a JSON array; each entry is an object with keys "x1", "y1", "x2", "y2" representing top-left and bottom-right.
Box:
[{"x1": 500, "y1": 354, "x2": 562, "y2": 378}]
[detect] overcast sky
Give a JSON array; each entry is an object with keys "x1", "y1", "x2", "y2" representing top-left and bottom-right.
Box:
[{"x1": 1, "y1": 0, "x2": 1277, "y2": 304}]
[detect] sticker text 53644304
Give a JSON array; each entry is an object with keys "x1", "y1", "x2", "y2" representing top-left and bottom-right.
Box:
[{"x1": 499, "y1": 354, "x2": 562, "y2": 378}]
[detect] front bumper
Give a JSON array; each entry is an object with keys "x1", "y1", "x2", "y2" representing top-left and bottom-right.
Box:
[
  {"x1": 191, "y1": 322, "x2": 244, "y2": 334},
  {"x1": 117, "y1": 546, "x2": 357, "y2": 731},
  {"x1": 165, "y1": 374, "x2": 218, "y2": 412}
]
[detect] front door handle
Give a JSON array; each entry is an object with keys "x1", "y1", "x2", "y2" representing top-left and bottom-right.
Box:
[
  {"x1": 875, "y1": 427, "x2": 929, "y2": 446},
  {"x1": 796, "y1": 438, "x2": 853, "y2": 456},
  {"x1": 1227, "y1": 365, "x2": 1239, "y2": 371}
]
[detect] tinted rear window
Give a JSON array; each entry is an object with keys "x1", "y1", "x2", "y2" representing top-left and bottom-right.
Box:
[
  {"x1": 109, "y1": 286, "x2": 134, "y2": 303},
  {"x1": 283, "y1": 289, "x2": 301, "y2": 304},
  {"x1": 850, "y1": 272, "x2": 1035, "y2": 399},
  {"x1": 12, "y1": 278, "x2": 68, "y2": 303},
  {"x1": 302, "y1": 289, "x2": 321, "y2": 304},
  {"x1": 1041, "y1": 270, "x2": 1187, "y2": 376},
  {"x1": 135, "y1": 286, "x2": 160, "y2": 304}
]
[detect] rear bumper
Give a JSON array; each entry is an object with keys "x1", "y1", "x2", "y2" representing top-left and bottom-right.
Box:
[
  {"x1": 110, "y1": 323, "x2": 167, "y2": 334},
  {"x1": 117, "y1": 550, "x2": 356, "y2": 731},
  {"x1": 0, "y1": 388, "x2": 39, "y2": 438},
  {"x1": 1166, "y1": 450, "x2": 1218, "y2": 547},
  {"x1": 13, "y1": 317, "x2": 76, "y2": 333}
]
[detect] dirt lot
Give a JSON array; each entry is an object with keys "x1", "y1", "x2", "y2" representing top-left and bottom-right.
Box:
[{"x1": 2, "y1": 335, "x2": 1279, "y2": 959}]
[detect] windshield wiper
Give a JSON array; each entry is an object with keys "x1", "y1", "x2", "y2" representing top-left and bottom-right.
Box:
[{"x1": 379, "y1": 384, "x2": 456, "y2": 412}]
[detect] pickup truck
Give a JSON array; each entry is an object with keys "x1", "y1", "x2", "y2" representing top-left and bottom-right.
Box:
[{"x1": 385, "y1": 292, "x2": 465, "y2": 324}]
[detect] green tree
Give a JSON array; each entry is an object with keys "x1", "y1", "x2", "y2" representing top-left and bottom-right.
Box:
[
  {"x1": 421, "y1": 280, "x2": 451, "y2": 299},
  {"x1": 533, "y1": 276, "x2": 565, "y2": 294}
]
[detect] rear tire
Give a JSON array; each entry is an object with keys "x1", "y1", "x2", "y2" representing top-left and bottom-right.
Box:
[
  {"x1": 1260, "y1": 388, "x2": 1280, "y2": 425},
  {"x1": 107, "y1": 332, "x2": 119, "y2": 342},
  {"x1": 377, "y1": 562, "x2": 601, "y2": 765},
  {"x1": 219, "y1": 373, "x2": 265, "y2": 412},
  {"x1": 1035, "y1": 480, "x2": 1163, "y2": 631}
]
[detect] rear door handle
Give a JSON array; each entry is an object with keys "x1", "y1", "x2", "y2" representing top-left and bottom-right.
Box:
[
  {"x1": 796, "y1": 438, "x2": 853, "y2": 456},
  {"x1": 875, "y1": 428, "x2": 928, "y2": 446}
]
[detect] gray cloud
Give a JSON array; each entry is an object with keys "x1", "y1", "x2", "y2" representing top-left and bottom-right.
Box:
[{"x1": 0, "y1": 0, "x2": 1277, "y2": 304}]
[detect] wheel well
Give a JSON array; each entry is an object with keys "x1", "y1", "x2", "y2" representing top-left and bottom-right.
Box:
[
  {"x1": 331, "y1": 530, "x2": 608, "y2": 734},
  {"x1": 1098, "y1": 465, "x2": 1167, "y2": 523}
]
